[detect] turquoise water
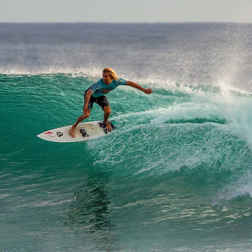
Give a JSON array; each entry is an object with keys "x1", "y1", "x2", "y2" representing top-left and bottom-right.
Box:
[
  {"x1": 1, "y1": 23, "x2": 252, "y2": 251},
  {"x1": 2, "y1": 73, "x2": 252, "y2": 251}
]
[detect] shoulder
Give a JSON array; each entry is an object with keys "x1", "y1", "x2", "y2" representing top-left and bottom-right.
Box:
[
  {"x1": 93, "y1": 79, "x2": 104, "y2": 86},
  {"x1": 114, "y1": 78, "x2": 127, "y2": 85},
  {"x1": 96, "y1": 78, "x2": 104, "y2": 85},
  {"x1": 89, "y1": 79, "x2": 103, "y2": 91}
]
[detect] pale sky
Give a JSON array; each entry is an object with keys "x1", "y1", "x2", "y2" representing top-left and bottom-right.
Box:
[{"x1": 0, "y1": 0, "x2": 252, "y2": 23}]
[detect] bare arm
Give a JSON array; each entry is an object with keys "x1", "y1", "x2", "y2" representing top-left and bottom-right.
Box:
[
  {"x1": 83, "y1": 88, "x2": 93, "y2": 111},
  {"x1": 126, "y1": 81, "x2": 152, "y2": 94}
]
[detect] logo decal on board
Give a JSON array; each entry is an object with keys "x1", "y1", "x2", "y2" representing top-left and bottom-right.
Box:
[
  {"x1": 80, "y1": 129, "x2": 89, "y2": 138},
  {"x1": 44, "y1": 131, "x2": 53, "y2": 136},
  {"x1": 56, "y1": 132, "x2": 63, "y2": 137}
]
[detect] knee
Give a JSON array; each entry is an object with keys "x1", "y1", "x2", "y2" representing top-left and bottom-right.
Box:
[
  {"x1": 103, "y1": 106, "x2": 111, "y2": 114},
  {"x1": 82, "y1": 110, "x2": 90, "y2": 119}
]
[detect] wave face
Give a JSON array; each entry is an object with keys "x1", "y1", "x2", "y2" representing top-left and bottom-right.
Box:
[{"x1": 1, "y1": 23, "x2": 252, "y2": 251}]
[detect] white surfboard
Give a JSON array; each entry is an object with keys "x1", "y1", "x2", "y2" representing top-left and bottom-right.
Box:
[{"x1": 37, "y1": 121, "x2": 115, "y2": 143}]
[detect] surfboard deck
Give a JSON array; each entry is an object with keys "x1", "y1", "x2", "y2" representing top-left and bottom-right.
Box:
[{"x1": 37, "y1": 121, "x2": 115, "y2": 143}]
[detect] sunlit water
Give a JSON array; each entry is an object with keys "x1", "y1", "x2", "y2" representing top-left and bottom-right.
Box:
[{"x1": 1, "y1": 23, "x2": 252, "y2": 251}]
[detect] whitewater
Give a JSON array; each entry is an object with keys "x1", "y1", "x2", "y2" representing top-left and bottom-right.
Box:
[{"x1": 1, "y1": 23, "x2": 252, "y2": 251}]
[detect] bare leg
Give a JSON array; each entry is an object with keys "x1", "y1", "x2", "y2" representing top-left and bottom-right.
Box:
[
  {"x1": 103, "y1": 106, "x2": 112, "y2": 131},
  {"x1": 69, "y1": 110, "x2": 90, "y2": 137}
]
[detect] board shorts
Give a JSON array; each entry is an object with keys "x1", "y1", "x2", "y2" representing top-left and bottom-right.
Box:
[{"x1": 84, "y1": 89, "x2": 110, "y2": 110}]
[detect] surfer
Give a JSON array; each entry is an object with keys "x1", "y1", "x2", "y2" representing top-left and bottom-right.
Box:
[{"x1": 69, "y1": 67, "x2": 152, "y2": 137}]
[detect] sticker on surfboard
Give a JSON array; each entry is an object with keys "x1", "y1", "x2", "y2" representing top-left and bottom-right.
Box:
[{"x1": 37, "y1": 121, "x2": 115, "y2": 143}]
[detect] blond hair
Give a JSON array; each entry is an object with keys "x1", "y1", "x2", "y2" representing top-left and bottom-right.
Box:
[{"x1": 103, "y1": 67, "x2": 118, "y2": 80}]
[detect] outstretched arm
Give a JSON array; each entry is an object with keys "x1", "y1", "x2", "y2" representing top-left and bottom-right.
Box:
[{"x1": 126, "y1": 81, "x2": 152, "y2": 94}]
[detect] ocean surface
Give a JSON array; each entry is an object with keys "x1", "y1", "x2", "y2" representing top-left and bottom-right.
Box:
[{"x1": 1, "y1": 23, "x2": 252, "y2": 251}]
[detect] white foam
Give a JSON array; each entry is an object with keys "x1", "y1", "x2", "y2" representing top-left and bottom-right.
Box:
[
  {"x1": 0, "y1": 66, "x2": 102, "y2": 77},
  {"x1": 216, "y1": 172, "x2": 252, "y2": 202}
]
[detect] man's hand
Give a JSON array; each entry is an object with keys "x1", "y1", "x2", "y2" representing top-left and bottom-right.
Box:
[{"x1": 144, "y1": 88, "x2": 152, "y2": 94}]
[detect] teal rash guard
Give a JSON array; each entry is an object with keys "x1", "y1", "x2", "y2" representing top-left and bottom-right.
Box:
[{"x1": 88, "y1": 78, "x2": 128, "y2": 98}]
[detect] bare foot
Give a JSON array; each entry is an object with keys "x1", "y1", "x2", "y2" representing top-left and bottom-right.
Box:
[
  {"x1": 104, "y1": 121, "x2": 112, "y2": 132},
  {"x1": 69, "y1": 126, "x2": 76, "y2": 138}
]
